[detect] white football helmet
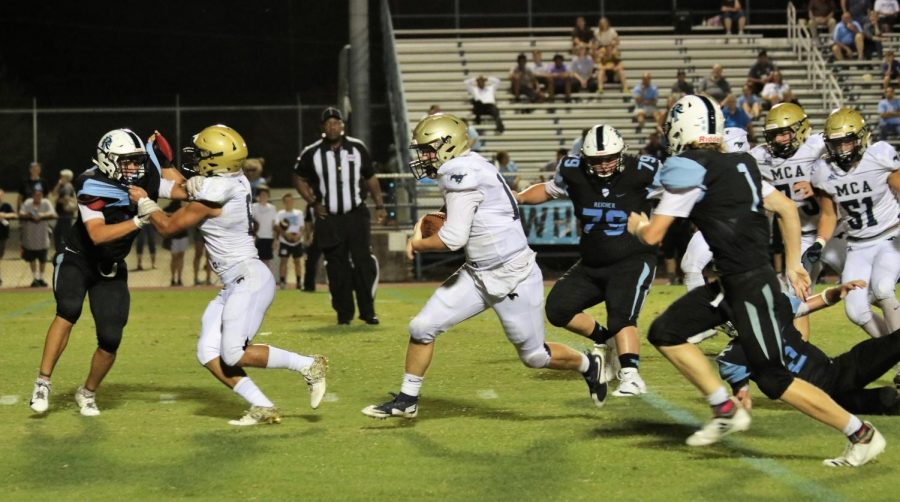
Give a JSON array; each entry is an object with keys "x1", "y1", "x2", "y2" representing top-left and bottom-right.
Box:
[
  {"x1": 581, "y1": 124, "x2": 628, "y2": 178},
  {"x1": 93, "y1": 129, "x2": 147, "y2": 183},
  {"x1": 664, "y1": 94, "x2": 724, "y2": 155}
]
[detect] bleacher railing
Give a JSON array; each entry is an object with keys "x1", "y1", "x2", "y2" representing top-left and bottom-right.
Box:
[{"x1": 787, "y1": 2, "x2": 843, "y2": 111}]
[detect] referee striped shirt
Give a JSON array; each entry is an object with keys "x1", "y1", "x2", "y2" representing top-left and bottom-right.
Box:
[{"x1": 294, "y1": 136, "x2": 374, "y2": 215}]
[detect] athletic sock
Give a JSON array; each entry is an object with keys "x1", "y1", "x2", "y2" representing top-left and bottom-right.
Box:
[
  {"x1": 399, "y1": 373, "x2": 424, "y2": 398},
  {"x1": 683, "y1": 271, "x2": 705, "y2": 291},
  {"x1": 706, "y1": 386, "x2": 729, "y2": 408},
  {"x1": 587, "y1": 322, "x2": 612, "y2": 345},
  {"x1": 843, "y1": 414, "x2": 864, "y2": 438},
  {"x1": 618, "y1": 353, "x2": 640, "y2": 369},
  {"x1": 578, "y1": 353, "x2": 590, "y2": 373},
  {"x1": 266, "y1": 346, "x2": 313, "y2": 372},
  {"x1": 233, "y1": 377, "x2": 274, "y2": 408}
]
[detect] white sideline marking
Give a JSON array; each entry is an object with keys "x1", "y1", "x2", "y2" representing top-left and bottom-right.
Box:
[
  {"x1": 159, "y1": 393, "x2": 177, "y2": 404},
  {"x1": 258, "y1": 332, "x2": 272, "y2": 337},
  {"x1": 476, "y1": 389, "x2": 498, "y2": 400},
  {"x1": 323, "y1": 393, "x2": 339, "y2": 402},
  {"x1": 0, "y1": 395, "x2": 19, "y2": 405}
]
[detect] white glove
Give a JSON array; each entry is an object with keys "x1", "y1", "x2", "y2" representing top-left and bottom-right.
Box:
[
  {"x1": 137, "y1": 197, "x2": 162, "y2": 218},
  {"x1": 185, "y1": 176, "x2": 206, "y2": 200},
  {"x1": 132, "y1": 215, "x2": 150, "y2": 229}
]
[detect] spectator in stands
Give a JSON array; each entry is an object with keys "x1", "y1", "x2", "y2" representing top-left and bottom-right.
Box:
[
  {"x1": 508, "y1": 54, "x2": 540, "y2": 106},
  {"x1": 19, "y1": 189, "x2": 56, "y2": 287},
  {"x1": 465, "y1": 74, "x2": 506, "y2": 133},
  {"x1": 878, "y1": 86, "x2": 900, "y2": 139},
  {"x1": 746, "y1": 50, "x2": 775, "y2": 95},
  {"x1": 862, "y1": 9, "x2": 885, "y2": 59},
  {"x1": 570, "y1": 46, "x2": 598, "y2": 93},
  {"x1": 543, "y1": 148, "x2": 568, "y2": 176},
  {"x1": 737, "y1": 82, "x2": 763, "y2": 119},
  {"x1": 495, "y1": 151, "x2": 520, "y2": 191},
  {"x1": 632, "y1": 72, "x2": 662, "y2": 133},
  {"x1": 0, "y1": 188, "x2": 16, "y2": 287},
  {"x1": 17, "y1": 161, "x2": 47, "y2": 211},
  {"x1": 882, "y1": 49, "x2": 900, "y2": 88},
  {"x1": 720, "y1": 0, "x2": 746, "y2": 35},
  {"x1": 641, "y1": 132, "x2": 668, "y2": 161},
  {"x1": 548, "y1": 53, "x2": 574, "y2": 102},
  {"x1": 667, "y1": 69, "x2": 694, "y2": 109},
  {"x1": 807, "y1": 0, "x2": 838, "y2": 38},
  {"x1": 842, "y1": 0, "x2": 872, "y2": 25},
  {"x1": 761, "y1": 70, "x2": 793, "y2": 108},
  {"x1": 875, "y1": 0, "x2": 900, "y2": 33},
  {"x1": 832, "y1": 12, "x2": 865, "y2": 61},
  {"x1": 465, "y1": 119, "x2": 483, "y2": 152},
  {"x1": 700, "y1": 64, "x2": 732, "y2": 102},
  {"x1": 527, "y1": 50, "x2": 553, "y2": 100},
  {"x1": 51, "y1": 168, "x2": 76, "y2": 253},
  {"x1": 595, "y1": 46, "x2": 628, "y2": 93},
  {"x1": 252, "y1": 185, "x2": 277, "y2": 268},
  {"x1": 424, "y1": 104, "x2": 441, "y2": 119},
  {"x1": 242, "y1": 157, "x2": 267, "y2": 201},
  {"x1": 572, "y1": 16, "x2": 593, "y2": 52},
  {"x1": 721, "y1": 93, "x2": 754, "y2": 138},
  {"x1": 593, "y1": 17, "x2": 620, "y2": 53}
]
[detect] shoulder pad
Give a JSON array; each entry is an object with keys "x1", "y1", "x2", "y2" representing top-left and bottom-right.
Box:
[
  {"x1": 863, "y1": 141, "x2": 900, "y2": 171},
  {"x1": 438, "y1": 157, "x2": 481, "y2": 192},
  {"x1": 659, "y1": 155, "x2": 707, "y2": 191},
  {"x1": 749, "y1": 145, "x2": 768, "y2": 163},
  {"x1": 194, "y1": 177, "x2": 238, "y2": 204},
  {"x1": 632, "y1": 154, "x2": 663, "y2": 174},
  {"x1": 804, "y1": 133, "x2": 826, "y2": 152}
]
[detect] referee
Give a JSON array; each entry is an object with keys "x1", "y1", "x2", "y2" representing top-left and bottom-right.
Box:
[{"x1": 294, "y1": 107, "x2": 386, "y2": 325}]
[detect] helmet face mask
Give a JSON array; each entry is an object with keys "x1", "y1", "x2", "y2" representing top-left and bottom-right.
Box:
[
  {"x1": 94, "y1": 129, "x2": 147, "y2": 184},
  {"x1": 183, "y1": 125, "x2": 248, "y2": 177},
  {"x1": 824, "y1": 108, "x2": 869, "y2": 173},
  {"x1": 408, "y1": 113, "x2": 470, "y2": 180},
  {"x1": 581, "y1": 124, "x2": 627, "y2": 179},
  {"x1": 409, "y1": 144, "x2": 440, "y2": 180},
  {"x1": 764, "y1": 103, "x2": 810, "y2": 158}
]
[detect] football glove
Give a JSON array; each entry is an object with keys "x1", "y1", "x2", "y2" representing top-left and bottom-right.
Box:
[
  {"x1": 185, "y1": 176, "x2": 206, "y2": 200},
  {"x1": 801, "y1": 240, "x2": 824, "y2": 272},
  {"x1": 137, "y1": 197, "x2": 162, "y2": 218}
]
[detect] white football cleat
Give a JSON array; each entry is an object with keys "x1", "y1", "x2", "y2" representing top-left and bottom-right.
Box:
[
  {"x1": 74, "y1": 386, "x2": 100, "y2": 417},
  {"x1": 228, "y1": 406, "x2": 282, "y2": 426},
  {"x1": 823, "y1": 423, "x2": 886, "y2": 467},
  {"x1": 29, "y1": 379, "x2": 51, "y2": 413},
  {"x1": 612, "y1": 368, "x2": 647, "y2": 397},
  {"x1": 300, "y1": 355, "x2": 328, "y2": 409},
  {"x1": 686, "y1": 329, "x2": 717, "y2": 345},
  {"x1": 686, "y1": 398, "x2": 751, "y2": 446}
]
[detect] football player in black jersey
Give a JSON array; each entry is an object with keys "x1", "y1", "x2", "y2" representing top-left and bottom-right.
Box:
[
  {"x1": 518, "y1": 124, "x2": 661, "y2": 397},
  {"x1": 29, "y1": 129, "x2": 188, "y2": 417},
  {"x1": 628, "y1": 94, "x2": 885, "y2": 467}
]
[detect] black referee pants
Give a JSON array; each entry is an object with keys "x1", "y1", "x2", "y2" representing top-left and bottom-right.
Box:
[{"x1": 316, "y1": 206, "x2": 378, "y2": 323}]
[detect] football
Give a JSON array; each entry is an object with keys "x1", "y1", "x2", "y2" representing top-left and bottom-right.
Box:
[{"x1": 419, "y1": 212, "x2": 446, "y2": 238}]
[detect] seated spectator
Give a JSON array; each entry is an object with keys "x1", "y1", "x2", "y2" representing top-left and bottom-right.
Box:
[
  {"x1": 807, "y1": 0, "x2": 837, "y2": 38},
  {"x1": 883, "y1": 49, "x2": 900, "y2": 88},
  {"x1": 844, "y1": 0, "x2": 870, "y2": 26},
  {"x1": 465, "y1": 74, "x2": 505, "y2": 133},
  {"x1": 761, "y1": 70, "x2": 792, "y2": 108},
  {"x1": 548, "y1": 54, "x2": 574, "y2": 102},
  {"x1": 424, "y1": 103, "x2": 442, "y2": 119},
  {"x1": 746, "y1": 50, "x2": 775, "y2": 95},
  {"x1": 875, "y1": 0, "x2": 900, "y2": 33},
  {"x1": 737, "y1": 82, "x2": 762, "y2": 119},
  {"x1": 464, "y1": 119, "x2": 483, "y2": 152},
  {"x1": 542, "y1": 148, "x2": 569, "y2": 178},
  {"x1": 595, "y1": 46, "x2": 628, "y2": 93},
  {"x1": 721, "y1": 94, "x2": 754, "y2": 138},
  {"x1": 572, "y1": 16, "x2": 593, "y2": 52},
  {"x1": 667, "y1": 69, "x2": 695, "y2": 108},
  {"x1": 632, "y1": 72, "x2": 662, "y2": 133},
  {"x1": 641, "y1": 132, "x2": 668, "y2": 161},
  {"x1": 720, "y1": 0, "x2": 746, "y2": 35},
  {"x1": 862, "y1": 9, "x2": 885, "y2": 59},
  {"x1": 570, "y1": 46, "x2": 598, "y2": 93},
  {"x1": 831, "y1": 12, "x2": 865, "y2": 61},
  {"x1": 878, "y1": 86, "x2": 900, "y2": 139},
  {"x1": 508, "y1": 53, "x2": 540, "y2": 104},
  {"x1": 527, "y1": 50, "x2": 553, "y2": 100},
  {"x1": 593, "y1": 17, "x2": 619, "y2": 53},
  {"x1": 494, "y1": 151, "x2": 520, "y2": 191},
  {"x1": 700, "y1": 64, "x2": 732, "y2": 102}
]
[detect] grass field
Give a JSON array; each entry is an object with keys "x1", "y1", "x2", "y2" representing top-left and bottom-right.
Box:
[{"x1": 1, "y1": 283, "x2": 897, "y2": 501}]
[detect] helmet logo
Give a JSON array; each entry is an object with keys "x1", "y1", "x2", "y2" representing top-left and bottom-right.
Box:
[
  {"x1": 670, "y1": 103, "x2": 684, "y2": 122},
  {"x1": 101, "y1": 135, "x2": 113, "y2": 150}
]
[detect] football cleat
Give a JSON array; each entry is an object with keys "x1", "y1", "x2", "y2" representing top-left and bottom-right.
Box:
[
  {"x1": 361, "y1": 393, "x2": 419, "y2": 419},
  {"x1": 686, "y1": 329, "x2": 718, "y2": 345},
  {"x1": 686, "y1": 398, "x2": 751, "y2": 446},
  {"x1": 612, "y1": 368, "x2": 647, "y2": 397},
  {"x1": 893, "y1": 370, "x2": 900, "y2": 389},
  {"x1": 582, "y1": 347, "x2": 609, "y2": 408},
  {"x1": 29, "y1": 379, "x2": 51, "y2": 413},
  {"x1": 300, "y1": 355, "x2": 328, "y2": 409},
  {"x1": 228, "y1": 406, "x2": 282, "y2": 426},
  {"x1": 74, "y1": 386, "x2": 101, "y2": 417},
  {"x1": 823, "y1": 423, "x2": 886, "y2": 467},
  {"x1": 717, "y1": 321, "x2": 739, "y2": 338}
]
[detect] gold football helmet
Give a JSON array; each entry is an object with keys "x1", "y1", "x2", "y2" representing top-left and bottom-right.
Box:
[
  {"x1": 823, "y1": 108, "x2": 869, "y2": 172},
  {"x1": 763, "y1": 103, "x2": 811, "y2": 158},
  {"x1": 408, "y1": 113, "x2": 471, "y2": 179},
  {"x1": 183, "y1": 125, "x2": 248, "y2": 177}
]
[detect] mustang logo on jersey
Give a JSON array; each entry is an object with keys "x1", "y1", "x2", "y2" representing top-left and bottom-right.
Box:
[{"x1": 450, "y1": 173, "x2": 467, "y2": 184}]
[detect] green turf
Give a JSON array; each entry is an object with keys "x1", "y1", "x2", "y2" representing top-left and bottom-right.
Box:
[{"x1": 1, "y1": 284, "x2": 897, "y2": 501}]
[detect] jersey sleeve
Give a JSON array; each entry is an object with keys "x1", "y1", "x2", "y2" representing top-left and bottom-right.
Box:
[
  {"x1": 193, "y1": 177, "x2": 235, "y2": 205},
  {"x1": 437, "y1": 189, "x2": 484, "y2": 251},
  {"x1": 356, "y1": 143, "x2": 375, "y2": 179},
  {"x1": 866, "y1": 141, "x2": 900, "y2": 172},
  {"x1": 804, "y1": 133, "x2": 826, "y2": 157},
  {"x1": 437, "y1": 162, "x2": 481, "y2": 193},
  {"x1": 761, "y1": 181, "x2": 776, "y2": 198},
  {"x1": 78, "y1": 204, "x2": 105, "y2": 222},
  {"x1": 634, "y1": 154, "x2": 663, "y2": 184},
  {"x1": 658, "y1": 155, "x2": 707, "y2": 191},
  {"x1": 294, "y1": 148, "x2": 317, "y2": 181},
  {"x1": 716, "y1": 342, "x2": 752, "y2": 391},
  {"x1": 654, "y1": 187, "x2": 704, "y2": 217},
  {"x1": 76, "y1": 176, "x2": 130, "y2": 209},
  {"x1": 809, "y1": 160, "x2": 834, "y2": 193}
]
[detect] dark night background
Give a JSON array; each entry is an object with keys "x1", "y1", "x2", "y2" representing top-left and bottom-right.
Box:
[{"x1": 0, "y1": 0, "x2": 789, "y2": 189}]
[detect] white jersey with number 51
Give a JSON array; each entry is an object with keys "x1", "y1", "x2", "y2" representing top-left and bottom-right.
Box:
[{"x1": 193, "y1": 174, "x2": 259, "y2": 274}]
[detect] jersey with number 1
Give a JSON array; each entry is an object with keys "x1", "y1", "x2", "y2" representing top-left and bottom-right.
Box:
[
  {"x1": 750, "y1": 134, "x2": 826, "y2": 234},
  {"x1": 550, "y1": 154, "x2": 660, "y2": 266},
  {"x1": 811, "y1": 141, "x2": 900, "y2": 239},
  {"x1": 193, "y1": 173, "x2": 259, "y2": 275}
]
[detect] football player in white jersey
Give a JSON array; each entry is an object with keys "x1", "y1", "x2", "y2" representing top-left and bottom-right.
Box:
[
  {"x1": 129, "y1": 125, "x2": 328, "y2": 426},
  {"x1": 362, "y1": 114, "x2": 608, "y2": 419},
  {"x1": 812, "y1": 108, "x2": 900, "y2": 343}
]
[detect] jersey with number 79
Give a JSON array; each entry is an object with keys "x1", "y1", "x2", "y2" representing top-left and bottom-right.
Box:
[{"x1": 811, "y1": 141, "x2": 900, "y2": 240}]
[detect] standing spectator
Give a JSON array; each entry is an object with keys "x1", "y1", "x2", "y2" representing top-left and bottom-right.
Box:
[
  {"x1": 526, "y1": 51, "x2": 553, "y2": 100},
  {"x1": 301, "y1": 204, "x2": 320, "y2": 292},
  {"x1": 807, "y1": 0, "x2": 838, "y2": 37},
  {"x1": 276, "y1": 193, "x2": 304, "y2": 290},
  {"x1": 548, "y1": 54, "x2": 575, "y2": 102},
  {"x1": 593, "y1": 17, "x2": 620, "y2": 53},
  {"x1": 465, "y1": 75, "x2": 505, "y2": 133},
  {"x1": 251, "y1": 185, "x2": 277, "y2": 268},
  {"x1": 875, "y1": 0, "x2": 900, "y2": 33},
  {"x1": 832, "y1": 12, "x2": 865, "y2": 61},
  {"x1": 242, "y1": 158, "x2": 267, "y2": 201},
  {"x1": 737, "y1": 82, "x2": 763, "y2": 119},
  {"x1": 52, "y1": 169, "x2": 77, "y2": 253},
  {"x1": 494, "y1": 151, "x2": 520, "y2": 191},
  {"x1": 191, "y1": 229, "x2": 211, "y2": 286},
  {"x1": 163, "y1": 200, "x2": 189, "y2": 286},
  {"x1": 293, "y1": 107, "x2": 386, "y2": 325},
  {"x1": 761, "y1": 70, "x2": 793, "y2": 108},
  {"x1": 641, "y1": 132, "x2": 668, "y2": 160},
  {"x1": 721, "y1": 94, "x2": 754, "y2": 138},
  {"x1": 720, "y1": 0, "x2": 747, "y2": 35},
  {"x1": 19, "y1": 189, "x2": 56, "y2": 287},
  {"x1": 509, "y1": 53, "x2": 540, "y2": 105},
  {"x1": 17, "y1": 161, "x2": 47, "y2": 211},
  {"x1": 882, "y1": 49, "x2": 900, "y2": 88},
  {"x1": 668, "y1": 69, "x2": 695, "y2": 108},
  {"x1": 862, "y1": 9, "x2": 885, "y2": 59},
  {"x1": 746, "y1": 50, "x2": 775, "y2": 95},
  {"x1": 571, "y1": 16, "x2": 593, "y2": 52},
  {"x1": 595, "y1": 46, "x2": 629, "y2": 93},
  {"x1": 632, "y1": 72, "x2": 662, "y2": 133},
  {"x1": 570, "y1": 46, "x2": 598, "y2": 93},
  {"x1": 842, "y1": 0, "x2": 873, "y2": 25},
  {"x1": 0, "y1": 188, "x2": 16, "y2": 287},
  {"x1": 134, "y1": 225, "x2": 157, "y2": 270},
  {"x1": 878, "y1": 86, "x2": 900, "y2": 139},
  {"x1": 700, "y1": 64, "x2": 732, "y2": 102}
]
